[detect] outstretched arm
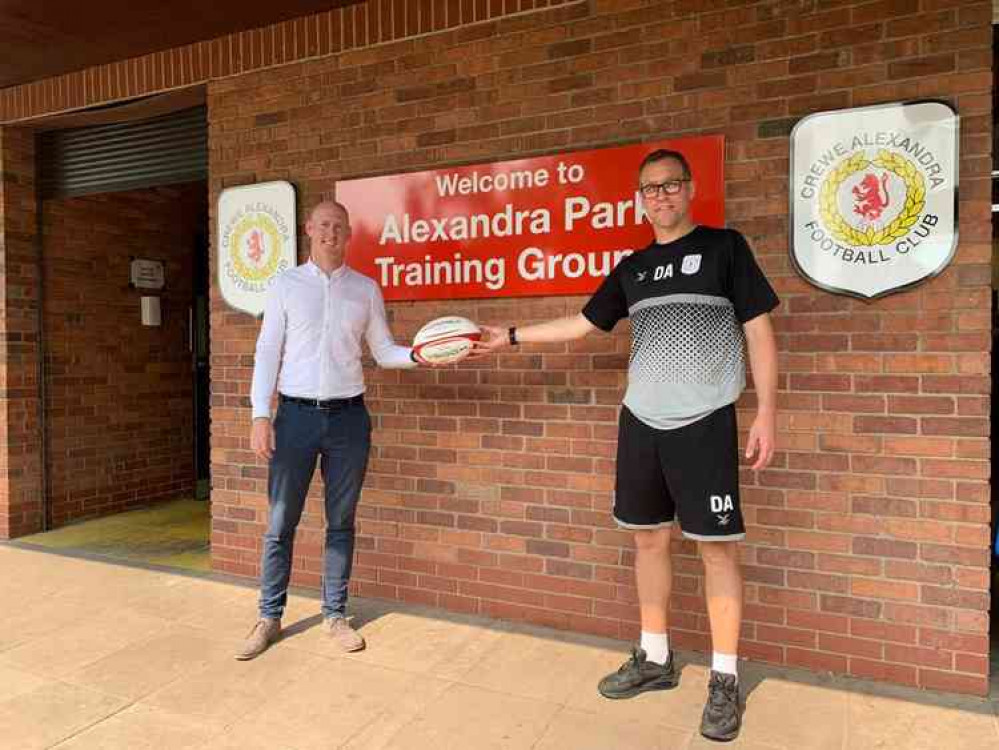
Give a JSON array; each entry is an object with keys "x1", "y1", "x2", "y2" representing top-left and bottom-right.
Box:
[
  {"x1": 475, "y1": 313, "x2": 598, "y2": 354},
  {"x1": 365, "y1": 285, "x2": 419, "y2": 368}
]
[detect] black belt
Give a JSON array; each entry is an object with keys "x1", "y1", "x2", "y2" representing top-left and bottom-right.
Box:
[{"x1": 279, "y1": 393, "x2": 364, "y2": 409}]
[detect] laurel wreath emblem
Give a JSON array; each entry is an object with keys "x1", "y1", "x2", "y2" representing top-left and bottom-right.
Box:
[
  {"x1": 818, "y1": 150, "x2": 926, "y2": 247},
  {"x1": 230, "y1": 215, "x2": 283, "y2": 282}
]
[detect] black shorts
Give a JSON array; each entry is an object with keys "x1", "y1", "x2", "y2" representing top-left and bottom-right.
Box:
[{"x1": 614, "y1": 404, "x2": 744, "y2": 541}]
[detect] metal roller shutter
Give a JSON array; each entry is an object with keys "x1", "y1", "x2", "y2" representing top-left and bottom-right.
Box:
[{"x1": 39, "y1": 105, "x2": 207, "y2": 198}]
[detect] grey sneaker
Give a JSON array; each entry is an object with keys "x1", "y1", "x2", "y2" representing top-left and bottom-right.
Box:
[
  {"x1": 234, "y1": 618, "x2": 281, "y2": 661},
  {"x1": 700, "y1": 670, "x2": 741, "y2": 742},
  {"x1": 326, "y1": 616, "x2": 365, "y2": 652},
  {"x1": 597, "y1": 647, "x2": 678, "y2": 699}
]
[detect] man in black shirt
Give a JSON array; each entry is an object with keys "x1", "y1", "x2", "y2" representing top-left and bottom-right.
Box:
[{"x1": 477, "y1": 149, "x2": 779, "y2": 742}]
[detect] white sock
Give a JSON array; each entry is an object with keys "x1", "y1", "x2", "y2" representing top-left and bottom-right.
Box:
[
  {"x1": 640, "y1": 631, "x2": 670, "y2": 665},
  {"x1": 712, "y1": 652, "x2": 738, "y2": 679}
]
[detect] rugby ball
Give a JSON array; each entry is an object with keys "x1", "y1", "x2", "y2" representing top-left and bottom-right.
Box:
[{"x1": 412, "y1": 316, "x2": 481, "y2": 365}]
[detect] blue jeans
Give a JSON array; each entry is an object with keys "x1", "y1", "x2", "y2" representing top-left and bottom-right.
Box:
[{"x1": 258, "y1": 397, "x2": 371, "y2": 620}]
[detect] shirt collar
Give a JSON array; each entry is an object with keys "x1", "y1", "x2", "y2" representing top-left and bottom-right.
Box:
[{"x1": 306, "y1": 259, "x2": 348, "y2": 280}]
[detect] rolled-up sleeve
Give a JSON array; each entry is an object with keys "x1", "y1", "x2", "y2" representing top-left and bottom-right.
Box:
[
  {"x1": 365, "y1": 284, "x2": 416, "y2": 369},
  {"x1": 250, "y1": 280, "x2": 287, "y2": 418}
]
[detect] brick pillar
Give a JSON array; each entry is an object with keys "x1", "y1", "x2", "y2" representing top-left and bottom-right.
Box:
[{"x1": 0, "y1": 126, "x2": 42, "y2": 538}]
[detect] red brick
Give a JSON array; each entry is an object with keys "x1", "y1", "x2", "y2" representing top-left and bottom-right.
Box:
[
  {"x1": 790, "y1": 374, "x2": 851, "y2": 392},
  {"x1": 854, "y1": 416, "x2": 918, "y2": 435},
  {"x1": 923, "y1": 375, "x2": 989, "y2": 394},
  {"x1": 756, "y1": 624, "x2": 817, "y2": 648},
  {"x1": 920, "y1": 418, "x2": 988, "y2": 437},
  {"x1": 756, "y1": 548, "x2": 815, "y2": 570},
  {"x1": 854, "y1": 375, "x2": 920, "y2": 393},
  {"x1": 851, "y1": 455, "x2": 918, "y2": 475},
  {"x1": 885, "y1": 560, "x2": 953, "y2": 585},
  {"x1": 885, "y1": 478, "x2": 954, "y2": 500},
  {"x1": 850, "y1": 333, "x2": 918, "y2": 351},
  {"x1": 786, "y1": 647, "x2": 847, "y2": 674},
  {"x1": 955, "y1": 482, "x2": 988, "y2": 503},
  {"x1": 788, "y1": 570, "x2": 849, "y2": 594},
  {"x1": 884, "y1": 354, "x2": 954, "y2": 374},
  {"x1": 920, "y1": 459, "x2": 987, "y2": 480},
  {"x1": 850, "y1": 618, "x2": 917, "y2": 644},
  {"x1": 850, "y1": 658, "x2": 918, "y2": 687},
  {"x1": 816, "y1": 353, "x2": 882, "y2": 373},
  {"x1": 919, "y1": 629, "x2": 988, "y2": 654},
  {"x1": 920, "y1": 544, "x2": 988, "y2": 567},
  {"x1": 819, "y1": 633, "x2": 884, "y2": 659},
  {"x1": 740, "y1": 640, "x2": 785, "y2": 665},
  {"x1": 851, "y1": 578, "x2": 919, "y2": 601},
  {"x1": 918, "y1": 669, "x2": 987, "y2": 696},
  {"x1": 788, "y1": 531, "x2": 852, "y2": 554},
  {"x1": 883, "y1": 437, "x2": 954, "y2": 458},
  {"x1": 760, "y1": 587, "x2": 817, "y2": 610},
  {"x1": 789, "y1": 51, "x2": 844, "y2": 75},
  {"x1": 882, "y1": 518, "x2": 953, "y2": 543},
  {"x1": 756, "y1": 508, "x2": 815, "y2": 529},
  {"x1": 954, "y1": 568, "x2": 989, "y2": 590},
  {"x1": 819, "y1": 434, "x2": 882, "y2": 454},
  {"x1": 890, "y1": 54, "x2": 956, "y2": 79},
  {"x1": 853, "y1": 537, "x2": 917, "y2": 560},
  {"x1": 787, "y1": 609, "x2": 849, "y2": 634},
  {"x1": 883, "y1": 602, "x2": 950, "y2": 628},
  {"x1": 954, "y1": 653, "x2": 988, "y2": 676},
  {"x1": 743, "y1": 565, "x2": 786, "y2": 586},
  {"x1": 851, "y1": 496, "x2": 917, "y2": 518},
  {"x1": 954, "y1": 610, "x2": 989, "y2": 635},
  {"x1": 921, "y1": 586, "x2": 988, "y2": 611},
  {"x1": 821, "y1": 595, "x2": 882, "y2": 620},
  {"x1": 821, "y1": 395, "x2": 885, "y2": 413},
  {"x1": 887, "y1": 396, "x2": 955, "y2": 415},
  {"x1": 815, "y1": 513, "x2": 885, "y2": 534},
  {"x1": 819, "y1": 553, "x2": 883, "y2": 576}
]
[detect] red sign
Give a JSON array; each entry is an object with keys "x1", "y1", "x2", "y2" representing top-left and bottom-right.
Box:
[{"x1": 337, "y1": 137, "x2": 724, "y2": 301}]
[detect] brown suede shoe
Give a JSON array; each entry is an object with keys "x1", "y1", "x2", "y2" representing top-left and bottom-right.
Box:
[
  {"x1": 326, "y1": 616, "x2": 365, "y2": 652},
  {"x1": 235, "y1": 618, "x2": 281, "y2": 661}
]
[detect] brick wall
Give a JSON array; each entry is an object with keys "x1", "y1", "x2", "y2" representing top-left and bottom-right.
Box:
[
  {"x1": 0, "y1": 0, "x2": 578, "y2": 123},
  {"x1": 0, "y1": 0, "x2": 989, "y2": 696},
  {"x1": 41, "y1": 184, "x2": 204, "y2": 526},
  {"x1": 0, "y1": 126, "x2": 42, "y2": 538},
  {"x1": 208, "y1": 0, "x2": 993, "y2": 695}
]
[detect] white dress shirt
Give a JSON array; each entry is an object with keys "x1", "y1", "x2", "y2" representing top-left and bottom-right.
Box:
[{"x1": 251, "y1": 260, "x2": 415, "y2": 419}]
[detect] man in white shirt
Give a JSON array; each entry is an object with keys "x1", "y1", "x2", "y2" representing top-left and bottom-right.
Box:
[{"x1": 236, "y1": 200, "x2": 419, "y2": 660}]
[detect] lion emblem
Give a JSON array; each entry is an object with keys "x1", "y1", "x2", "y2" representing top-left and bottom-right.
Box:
[
  {"x1": 852, "y1": 172, "x2": 890, "y2": 222},
  {"x1": 246, "y1": 229, "x2": 265, "y2": 265}
]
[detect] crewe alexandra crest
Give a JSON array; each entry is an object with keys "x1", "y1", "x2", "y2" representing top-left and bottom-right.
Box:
[
  {"x1": 217, "y1": 181, "x2": 297, "y2": 316},
  {"x1": 790, "y1": 101, "x2": 958, "y2": 299}
]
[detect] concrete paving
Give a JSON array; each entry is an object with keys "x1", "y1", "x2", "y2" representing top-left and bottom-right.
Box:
[{"x1": 1, "y1": 543, "x2": 998, "y2": 750}]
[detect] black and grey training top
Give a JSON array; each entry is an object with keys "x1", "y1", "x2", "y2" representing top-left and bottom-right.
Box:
[{"x1": 582, "y1": 225, "x2": 779, "y2": 430}]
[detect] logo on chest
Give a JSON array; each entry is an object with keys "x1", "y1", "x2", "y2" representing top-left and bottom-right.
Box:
[
  {"x1": 633, "y1": 254, "x2": 702, "y2": 285},
  {"x1": 633, "y1": 264, "x2": 674, "y2": 284}
]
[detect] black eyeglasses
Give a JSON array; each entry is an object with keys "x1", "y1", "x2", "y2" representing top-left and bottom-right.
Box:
[{"x1": 639, "y1": 178, "x2": 691, "y2": 198}]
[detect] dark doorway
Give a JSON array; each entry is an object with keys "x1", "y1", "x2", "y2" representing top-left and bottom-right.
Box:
[{"x1": 192, "y1": 231, "x2": 211, "y2": 500}]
